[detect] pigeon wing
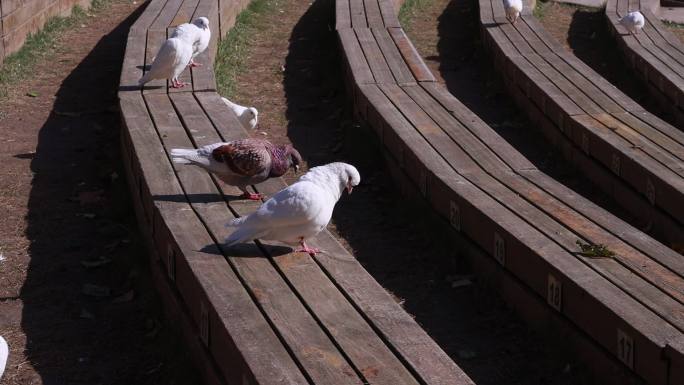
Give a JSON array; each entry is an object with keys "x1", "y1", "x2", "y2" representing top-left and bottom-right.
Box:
[
  {"x1": 225, "y1": 182, "x2": 326, "y2": 245},
  {"x1": 211, "y1": 140, "x2": 271, "y2": 177},
  {"x1": 146, "y1": 39, "x2": 179, "y2": 80}
]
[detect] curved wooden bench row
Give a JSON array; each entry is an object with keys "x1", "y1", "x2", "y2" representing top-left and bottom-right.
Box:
[
  {"x1": 477, "y1": 0, "x2": 684, "y2": 248},
  {"x1": 336, "y1": 0, "x2": 684, "y2": 384},
  {"x1": 605, "y1": 0, "x2": 684, "y2": 127},
  {"x1": 118, "y1": 0, "x2": 475, "y2": 384}
]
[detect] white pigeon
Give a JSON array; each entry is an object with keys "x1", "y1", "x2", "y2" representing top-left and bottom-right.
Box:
[
  {"x1": 0, "y1": 335, "x2": 8, "y2": 381},
  {"x1": 221, "y1": 97, "x2": 259, "y2": 130},
  {"x1": 171, "y1": 17, "x2": 211, "y2": 67},
  {"x1": 225, "y1": 162, "x2": 361, "y2": 254},
  {"x1": 504, "y1": 0, "x2": 523, "y2": 24},
  {"x1": 138, "y1": 35, "x2": 194, "y2": 88},
  {"x1": 619, "y1": 10, "x2": 645, "y2": 35}
]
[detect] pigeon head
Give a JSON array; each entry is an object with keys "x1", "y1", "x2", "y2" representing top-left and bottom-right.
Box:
[
  {"x1": 286, "y1": 145, "x2": 303, "y2": 173},
  {"x1": 316, "y1": 162, "x2": 360, "y2": 195},
  {"x1": 245, "y1": 107, "x2": 258, "y2": 129},
  {"x1": 300, "y1": 162, "x2": 360, "y2": 198},
  {"x1": 340, "y1": 163, "x2": 361, "y2": 194},
  {"x1": 269, "y1": 144, "x2": 302, "y2": 177},
  {"x1": 194, "y1": 17, "x2": 210, "y2": 30}
]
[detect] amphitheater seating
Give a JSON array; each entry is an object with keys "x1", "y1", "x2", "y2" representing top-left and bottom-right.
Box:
[
  {"x1": 477, "y1": 0, "x2": 684, "y2": 249},
  {"x1": 118, "y1": 0, "x2": 475, "y2": 384},
  {"x1": 336, "y1": 0, "x2": 684, "y2": 383},
  {"x1": 605, "y1": 0, "x2": 684, "y2": 126}
]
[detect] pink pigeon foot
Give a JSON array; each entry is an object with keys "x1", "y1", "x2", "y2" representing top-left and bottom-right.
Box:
[
  {"x1": 295, "y1": 240, "x2": 320, "y2": 255},
  {"x1": 190, "y1": 62, "x2": 203, "y2": 67},
  {"x1": 171, "y1": 81, "x2": 188, "y2": 88},
  {"x1": 240, "y1": 192, "x2": 263, "y2": 201}
]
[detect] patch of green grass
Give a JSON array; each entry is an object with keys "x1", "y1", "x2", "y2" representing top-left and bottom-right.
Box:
[
  {"x1": 399, "y1": 0, "x2": 432, "y2": 28},
  {"x1": 533, "y1": 0, "x2": 549, "y2": 19},
  {"x1": 215, "y1": 0, "x2": 276, "y2": 97},
  {"x1": 663, "y1": 20, "x2": 684, "y2": 29},
  {"x1": 0, "y1": 0, "x2": 112, "y2": 97},
  {"x1": 575, "y1": 240, "x2": 616, "y2": 259}
]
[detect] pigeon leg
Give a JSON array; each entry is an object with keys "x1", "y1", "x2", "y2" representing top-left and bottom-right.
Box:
[
  {"x1": 240, "y1": 192, "x2": 263, "y2": 200},
  {"x1": 190, "y1": 60, "x2": 203, "y2": 68},
  {"x1": 295, "y1": 239, "x2": 320, "y2": 255},
  {"x1": 238, "y1": 186, "x2": 263, "y2": 200},
  {"x1": 171, "y1": 79, "x2": 188, "y2": 88}
]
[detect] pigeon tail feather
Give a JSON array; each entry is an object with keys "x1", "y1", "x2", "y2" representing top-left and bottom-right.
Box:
[
  {"x1": 171, "y1": 157, "x2": 192, "y2": 164},
  {"x1": 170, "y1": 148, "x2": 210, "y2": 166}
]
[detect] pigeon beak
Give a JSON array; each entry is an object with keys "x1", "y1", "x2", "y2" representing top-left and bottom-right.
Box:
[{"x1": 346, "y1": 183, "x2": 353, "y2": 194}]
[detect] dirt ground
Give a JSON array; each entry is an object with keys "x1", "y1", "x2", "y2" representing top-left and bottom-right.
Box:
[
  {"x1": 228, "y1": 0, "x2": 594, "y2": 384},
  {"x1": 0, "y1": 1, "x2": 200, "y2": 384}
]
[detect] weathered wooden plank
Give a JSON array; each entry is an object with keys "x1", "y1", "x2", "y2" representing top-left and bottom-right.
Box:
[
  {"x1": 400, "y1": 84, "x2": 684, "y2": 331},
  {"x1": 540, "y1": 52, "x2": 625, "y2": 114},
  {"x1": 150, "y1": 0, "x2": 184, "y2": 32},
  {"x1": 336, "y1": 0, "x2": 352, "y2": 29},
  {"x1": 355, "y1": 28, "x2": 395, "y2": 84},
  {"x1": 362, "y1": 0, "x2": 383, "y2": 27},
  {"x1": 338, "y1": 28, "x2": 375, "y2": 84},
  {"x1": 605, "y1": 112, "x2": 684, "y2": 165},
  {"x1": 120, "y1": 32, "x2": 146, "y2": 92},
  {"x1": 372, "y1": 28, "x2": 415, "y2": 85},
  {"x1": 641, "y1": 9, "x2": 684, "y2": 58},
  {"x1": 130, "y1": 0, "x2": 169, "y2": 35},
  {"x1": 377, "y1": 0, "x2": 400, "y2": 28},
  {"x1": 159, "y1": 93, "x2": 363, "y2": 385},
  {"x1": 402, "y1": 84, "x2": 510, "y2": 172},
  {"x1": 362, "y1": 82, "x2": 678, "y2": 385},
  {"x1": 387, "y1": 27, "x2": 435, "y2": 82},
  {"x1": 419, "y1": 81, "x2": 536, "y2": 172},
  {"x1": 350, "y1": 0, "x2": 367, "y2": 28},
  {"x1": 522, "y1": 53, "x2": 604, "y2": 115},
  {"x1": 230, "y1": 196, "x2": 421, "y2": 385},
  {"x1": 175, "y1": 93, "x2": 426, "y2": 385},
  {"x1": 629, "y1": 110, "x2": 684, "y2": 147},
  {"x1": 568, "y1": 114, "x2": 684, "y2": 221},
  {"x1": 170, "y1": 0, "x2": 200, "y2": 32},
  {"x1": 195, "y1": 91, "x2": 460, "y2": 384},
  {"x1": 119, "y1": 93, "x2": 308, "y2": 385}
]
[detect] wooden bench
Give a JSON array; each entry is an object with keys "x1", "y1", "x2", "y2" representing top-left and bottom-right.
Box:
[
  {"x1": 605, "y1": 0, "x2": 684, "y2": 127},
  {"x1": 336, "y1": 0, "x2": 684, "y2": 384},
  {"x1": 119, "y1": 0, "x2": 476, "y2": 384},
  {"x1": 477, "y1": 0, "x2": 684, "y2": 249}
]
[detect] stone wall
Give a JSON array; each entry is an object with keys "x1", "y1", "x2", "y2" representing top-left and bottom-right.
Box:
[{"x1": 0, "y1": 0, "x2": 91, "y2": 64}]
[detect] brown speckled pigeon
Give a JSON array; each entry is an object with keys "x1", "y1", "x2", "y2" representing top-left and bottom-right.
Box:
[{"x1": 171, "y1": 139, "x2": 302, "y2": 200}]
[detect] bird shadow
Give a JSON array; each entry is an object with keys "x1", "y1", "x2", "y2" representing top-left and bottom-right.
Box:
[
  {"x1": 153, "y1": 193, "x2": 225, "y2": 203},
  {"x1": 14, "y1": 152, "x2": 36, "y2": 160},
  {"x1": 117, "y1": 84, "x2": 142, "y2": 91},
  {"x1": 200, "y1": 243, "x2": 292, "y2": 257}
]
